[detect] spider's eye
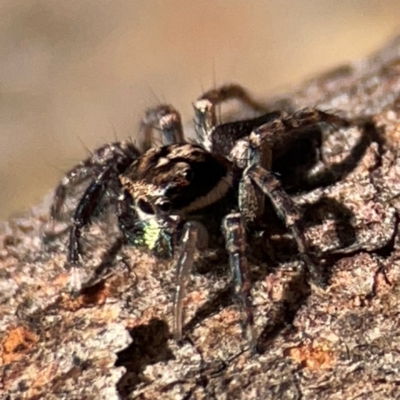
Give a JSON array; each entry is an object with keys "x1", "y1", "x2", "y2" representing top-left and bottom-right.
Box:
[
  {"x1": 183, "y1": 168, "x2": 193, "y2": 182},
  {"x1": 156, "y1": 201, "x2": 172, "y2": 213},
  {"x1": 137, "y1": 198, "x2": 155, "y2": 215}
]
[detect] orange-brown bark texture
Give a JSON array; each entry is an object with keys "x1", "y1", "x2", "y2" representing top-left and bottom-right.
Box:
[{"x1": 3, "y1": 35, "x2": 400, "y2": 399}]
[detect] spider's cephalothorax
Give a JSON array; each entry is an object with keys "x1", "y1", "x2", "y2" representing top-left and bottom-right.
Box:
[{"x1": 50, "y1": 83, "x2": 349, "y2": 350}]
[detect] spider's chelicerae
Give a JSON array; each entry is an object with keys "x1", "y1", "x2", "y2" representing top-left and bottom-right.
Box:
[{"x1": 51, "y1": 84, "x2": 349, "y2": 349}]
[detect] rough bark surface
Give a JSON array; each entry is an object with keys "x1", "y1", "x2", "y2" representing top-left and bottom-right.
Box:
[{"x1": 3, "y1": 36, "x2": 400, "y2": 400}]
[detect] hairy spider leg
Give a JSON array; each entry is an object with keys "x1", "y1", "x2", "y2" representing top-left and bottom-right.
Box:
[
  {"x1": 68, "y1": 167, "x2": 115, "y2": 292},
  {"x1": 222, "y1": 213, "x2": 257, "y2": 350},
  {"x1": 193, "y1": 83, "x2": 271, "y2": 152},
  {"x1": 139, "y1": 104, "x2": 185, "y2": 152},
  {"x1": 163, "y1": 147, "x2": 257, "y2": 348},
  {"x1": 239, "y1": 109, "x2": 348, "y2": 287},
  {"x1": 210, "y1": 112, "x2": 283, "y2": 159},
  {"x1": 248, "y1": 108, "x2": 350, "y2": 152},
  {"x1": 173, "y1": 221, "x2": 201, "y2": 341},
  {"x1": 247, "y1": 164, "x2": 324, "y2": 287},
  {"x1": 51, "y1": 142, "x2": 140, "y2": 220},
  {"x1": 67, "y1": 143, "x2": 140, "y2": 292}
]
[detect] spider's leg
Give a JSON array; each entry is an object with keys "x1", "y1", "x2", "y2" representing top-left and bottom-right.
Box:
[
  {"x1": 241, "y1": 111, "x2": 347, "y2": 286},
  {"x1": 197, "y1": 83, "x2": 268, "y2": 111},
  {"x1": 236, "y1": 123, "x2": 275, "y2": 223},
  {"x1": 247, "y1": 164, "x2": 324, "y2": 287},
  {"x1": 238, "y1": 172, "x2": 266, "y2": 223},
  {"x1": 51, "y1": 166, "x2": 99, "y2": 221},
  {"x1": 193, "y1": 83, "x2": 270, "y2": 152},
  {"x1": 68, "y1": 167, "x2": 118, "y2": 292},
  {"x1": 235, "y1": 108, "x2": 350, "y2": 222},
  {"x1": 67, "y1": 144, "x2": 140, "y2": 292},
  {"x1": 51, "y1": 142, "x2": 140, "y2": 220},
  {"x1": 139, "y1": 104, "x2": 185, "y2": 151},
  {"x1": 226, "y1": 107, "x2": 349, "y2": 163},
  {"x1": 249, "y1": 107, "x2": 349, "y2": 152},
  {"x1": 222, "y1": 213, "x2": 256, "y2": 349},
  {"x1": 173, "y1": 221, "x2": 203, "y2": 341}
]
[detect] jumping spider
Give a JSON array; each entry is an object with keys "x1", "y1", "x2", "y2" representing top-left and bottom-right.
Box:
[{"x1": 50, "y1": 83, "x2": 349, "y2": 349}]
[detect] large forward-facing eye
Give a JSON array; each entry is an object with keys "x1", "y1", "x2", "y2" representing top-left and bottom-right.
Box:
[
  {"x1": 156, "y1": 200, "x2": 172, "y2": 213},
  {"x1": 182, "y1": 168, "x2": 193, "y2": 182},
  {"x1": 137, "y1": 198, "x2": 155, "y2": 215}
]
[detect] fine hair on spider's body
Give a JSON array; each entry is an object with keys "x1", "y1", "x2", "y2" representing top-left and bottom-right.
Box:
[{"x1": 50, "y1": 83, "x2": 349, "y2": 351}]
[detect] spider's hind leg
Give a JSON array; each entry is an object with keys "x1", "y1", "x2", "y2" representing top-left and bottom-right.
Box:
[{"x1": 249, "y1": 107, "x2": 350, "y2": 153}]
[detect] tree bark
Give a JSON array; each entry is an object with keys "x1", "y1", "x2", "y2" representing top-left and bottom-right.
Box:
[{"x1": 3, "y1": 35, "x2": 400, "y2": 400}]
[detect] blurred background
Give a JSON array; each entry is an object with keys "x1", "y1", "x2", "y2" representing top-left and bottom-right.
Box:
[{"x1": 1, "y1": 0, "x2": 400, "y2": 219}]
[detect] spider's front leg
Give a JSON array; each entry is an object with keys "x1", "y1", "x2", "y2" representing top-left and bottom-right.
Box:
[
  {"x1": 228, "y1": 107, "x2": 350, "y2": 174},
  {"x1": 51, "y1": 142, "x2": 140, "y2": 220},
  {"x1": 65, "y1": 142, "x2": 140, "y2": 293},
  {"x1": 68, "y1": 167, "x2": 117, "y2": 292},
  {"x1": 173, "y1": 220, "x2": 208, "y2": 341},
  {"x1": 239, "y1": 108, "x2": 350, "y2": 286},
  {"x1": 116, "y1": 188, "x2": 137, "y2": 244},
  {"x1": 173, "y1": 216, "x2": 256, "y2": 347}
]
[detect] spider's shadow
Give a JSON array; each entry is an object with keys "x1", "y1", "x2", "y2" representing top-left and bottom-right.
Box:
[
  {"x1": 273, "y1": 118, "x2": 377, "y2": 192},
  {"x1": 181, "y1": 260, "x2": 310, "y2": 355}
]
